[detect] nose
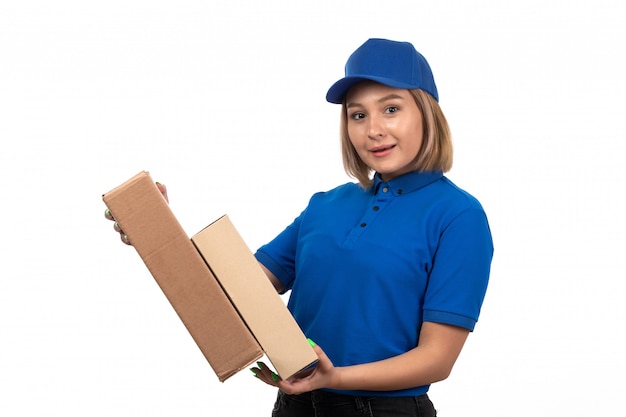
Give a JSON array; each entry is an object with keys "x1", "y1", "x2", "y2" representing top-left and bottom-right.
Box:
[{"x1": 367, "y1": 114, "x2": 385, "y2": 139}]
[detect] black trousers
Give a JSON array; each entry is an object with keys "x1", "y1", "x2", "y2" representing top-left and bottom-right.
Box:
[{"x1": 271, "y1": 390, "x2": 437, "y2": 417}]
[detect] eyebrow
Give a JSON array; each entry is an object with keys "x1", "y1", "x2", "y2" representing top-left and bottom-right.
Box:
[{"x1": 346, "y1": 93, "x2": 406, "y2": 109}]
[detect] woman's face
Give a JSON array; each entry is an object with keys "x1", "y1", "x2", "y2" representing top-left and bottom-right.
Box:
[{"x1": 345, "y1": 82, "x2": 424, "y2": 182}]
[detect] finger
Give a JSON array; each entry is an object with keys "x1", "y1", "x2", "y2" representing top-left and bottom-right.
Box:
[
  {"x1": 156, "y1": 182, "x2": 169, "y2": 203},
  {"x1": 120, "y1": 233, "x2": 131, "y2": 245},
  {"x1": 113, "y1": 222, "x2": 131, "y2": 245},
  {"x1": 250, "y1": 362, "x2": 280, "y2": 386}
]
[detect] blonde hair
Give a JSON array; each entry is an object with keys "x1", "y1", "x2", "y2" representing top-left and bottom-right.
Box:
[{"x1": 340, "y1": 89, "x2": 453, "y2": 188}]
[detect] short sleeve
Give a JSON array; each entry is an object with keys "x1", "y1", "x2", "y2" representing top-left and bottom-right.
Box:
[
  {"x1": 422, "y1": 208, "x2": 493, "y2": 331},
  {"x1": 254, "y1": 211, "x2": 304, "y2": 291}
]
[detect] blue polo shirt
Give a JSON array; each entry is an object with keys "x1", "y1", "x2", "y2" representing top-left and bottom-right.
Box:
[{"x1": 255, "y1": 171, "x2": 493, "y2": 397}]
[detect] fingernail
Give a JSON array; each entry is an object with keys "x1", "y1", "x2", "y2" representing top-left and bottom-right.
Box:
[
  {"x1": 123, "y1": 234, "x2": 129, "y2": 243},
  {"x1": 256, "y1": 362, "x2": 264, "y2": 370},
  {"x1": 250, "y1": 368, "x2": 258, "y2": 378},
  {"x1": 307, "y1": 338, "x2": 316, "y2": 347},
  {"x1": 271, "y1": 372, "x2": 279, "y2": 382},
  {"x1": 105, "y1": 209, "x2": 111, "y2": 217}
]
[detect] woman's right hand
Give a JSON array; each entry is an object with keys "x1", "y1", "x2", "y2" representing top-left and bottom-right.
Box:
[{"x1": 104, "y1": 182, "x2": 169, "y2": 245}]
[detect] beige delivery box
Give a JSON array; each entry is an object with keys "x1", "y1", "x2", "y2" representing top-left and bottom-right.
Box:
[
  {"x1": 102, "y1": 171, "x2": 263, "y2": 382},
  {"x1": 192, "y1": 215, "x2": 318, "y2": 379}
]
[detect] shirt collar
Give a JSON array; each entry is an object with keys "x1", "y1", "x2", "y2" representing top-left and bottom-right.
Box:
[{"x1": 372, "y1": 171, "x2": 444, "y2": 196}]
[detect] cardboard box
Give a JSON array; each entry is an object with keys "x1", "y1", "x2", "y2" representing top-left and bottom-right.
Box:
[
  {"x1": 192, "y1": 215, "x2": 319, "y2": 379},
  {"x1": 102, "y1": 171, "x2": 263, "y2": 382},
  {"x1": 103, "y1": 171, "x2": 317, "y2": 381}
]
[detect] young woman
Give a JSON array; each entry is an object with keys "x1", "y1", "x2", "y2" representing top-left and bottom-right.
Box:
[{"x1": 107, "y1": 38, "x2": 493, "y2": 417}]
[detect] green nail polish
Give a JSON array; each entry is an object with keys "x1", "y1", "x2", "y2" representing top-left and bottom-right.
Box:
[
  {"x1": 250, "y1": 368, "x2": 258, "y2": 377},
  {"x1": 307, "y1": 338, "x2": 316, "y2": 347},
  {"x1": 271, "y1": 372, "x2": 279, "y2": 382},
  {"x1": 105, "y1": 209, "x2": 111, "y2": 216},
  {"x1": 256, "y1": 362, "x2": 264, "y2": 370}
]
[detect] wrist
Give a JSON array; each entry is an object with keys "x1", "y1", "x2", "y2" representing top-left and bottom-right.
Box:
[{"x1": 327, "y1": 366, "x2": 349, "y2": 391}]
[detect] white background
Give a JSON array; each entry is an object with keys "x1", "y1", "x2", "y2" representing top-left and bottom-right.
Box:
[{"x1": 1, "y1": 1, "x2": 624, "y2": 415}]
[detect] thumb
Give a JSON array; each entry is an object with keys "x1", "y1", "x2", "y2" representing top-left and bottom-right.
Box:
[
  {"x1": 156, "y1": 182, "x2": 169, "y2": 203},
  {"x1": 310, "y1": 342, "x2": 334, "y2": 369}
]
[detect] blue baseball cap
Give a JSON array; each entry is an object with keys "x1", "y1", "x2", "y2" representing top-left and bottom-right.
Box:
[{"x1": 326, "y1": 38, "x2": 439, "y2": 104}]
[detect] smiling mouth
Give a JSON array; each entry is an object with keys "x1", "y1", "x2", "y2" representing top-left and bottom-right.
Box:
[{"x1": 370, "y1": 145, "x2": 396, "y2": 155}]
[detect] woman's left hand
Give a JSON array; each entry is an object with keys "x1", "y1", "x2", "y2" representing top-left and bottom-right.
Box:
[{"x1": 251, "y1": 343, "x2": 337, "y2": 395}]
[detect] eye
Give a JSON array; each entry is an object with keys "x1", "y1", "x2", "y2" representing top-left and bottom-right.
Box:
[
  {"x1": 350, "y1": 112, "x2": 366, "y2": 120},
  {"x1": 385, "y1": 106, "x2": 399, "y2": 114}
]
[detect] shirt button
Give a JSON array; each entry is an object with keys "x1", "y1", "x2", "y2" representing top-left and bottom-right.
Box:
[
  {"x1": 373, "y1": 206, "x2": 379, "y2": 211},
  {"x1": 398, "y1": 189, "x2": 403, "y2": 195},
  {"x1": 360, "y1": 223, "x2": 367, "y2": 227},
  {"x1": 382, "y1": 187, "x2": 389, "y2": 193}
]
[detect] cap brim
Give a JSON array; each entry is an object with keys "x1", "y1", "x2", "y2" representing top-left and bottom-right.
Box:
[{"x1": 325, "y1": 76, "x2": 420, "y2": 104}]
